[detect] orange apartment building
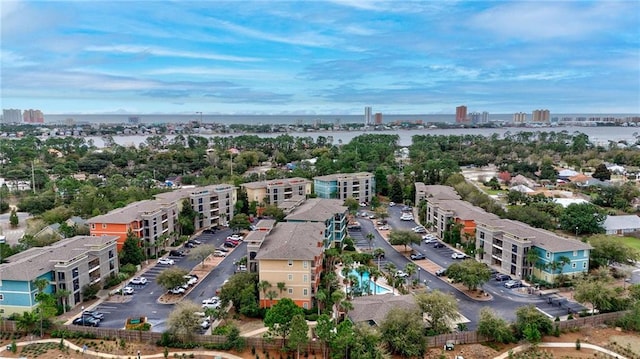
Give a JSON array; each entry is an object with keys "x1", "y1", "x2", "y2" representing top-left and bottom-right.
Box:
[{"x1": 88, "y1": 184, "x2": 236, "y2": 255}]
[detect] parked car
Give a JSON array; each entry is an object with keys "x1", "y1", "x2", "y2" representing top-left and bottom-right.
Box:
[
  {"x1": 202, "y1": 228, "x2": 215, "y2": 234},
  {"x1": 504, "y1": 280, "x2": 522, "y2": 289},
  {"x1": 378, "y1": 225, "x2": 390, "y2": 231},
  {"x1": 214, "y1": 250, "x2": 227, "y2": 257},
  {"x1": 216, "y1": 247, "x2": 229, "y2": 253},
  {"x1": 423, "y1": 237, "x2": 437, "y2": 244},
  {"x1": 223, "y1": 241, "x2": 237, "y2": 248},
  {"x1": 227, "y1": 234, "x2": 244, "y2": 241},
  {"x1": 495, "y1": 273, "x2": 512, "y2": 282},
  {"x1": 444, "y1": 340, "x2": 455, "y2": 351},
  {"x1": 412, "y1": 226, "x2": 427, "y2": 233},
  {"x1": 433, "y1": 241, "x2": 445, "y2": 248},
  {"x1": 359, "y1": 202, "x2": 368, "y2": 207},
  {"x1": 73, "y1": 317, "x2": 99, "y2": 327},
  {"x1": 184, "y1": 275, "x2": 198, "y2": 286},
  {"x1": 169, "y1": 250, "x2": 186, "y2": 257},
  {"x1": 376, "y1": 219, "x2": 387, "y2": 225},
  {"x1": 82, "y1": 310, "x2": 104, "y2": 321},
  {"x1": 451, "y1": 252, "x2": 467, "y2": 259},
  {"x1": 122, "y1": 286, "x2": 135, "y2": 295},
  {"x1": 389, "y1": 202, "x2": 396, "y2": 207},
  {"x1": 368, "y1": 214, "x2": 377, "y2": 219},
  {"x1": 184, "y1": 242, "x2": 196, "y2": 248},
  {"x1": 395, "y1": 270, "x2": 409, "y2": 278},
  {"x1": 130, "y1": 277, "x2": 148, "y2": 285},
  {"x1": 348, "y1": 224, "x2": 362, "y2": 231},
  {"x1": 225, "y1": 238, "x2": 241, "y2": 245},
  {"x1": 169, "y1": 286, "x2": 186, "y2": 295},
  {"x1": 202, "y1": 296, "x2": 220, "y2": 305},
  {"x1": 158, "y1": 258, "x2": 175, "y2": 265},
  {"x1": 410, "y1": 253, "x2": 426, "y2": 260},
  {"x1": 190, "y1": 239, "x2": 203, "y2": 245},
  {"x1": 400, "y1": 213, "x2": 414, "y2": 221},
  {"x1": 200, "y1": 318, "x2": 211, "y2": 330},
  {"x1": 435, "y1": 268, "x2": 447, "y2": 277}
]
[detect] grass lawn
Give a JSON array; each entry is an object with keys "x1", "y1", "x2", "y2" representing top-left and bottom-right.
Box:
[{"x1": 617, "y1": 236, "x2": 640, "y2": 251}]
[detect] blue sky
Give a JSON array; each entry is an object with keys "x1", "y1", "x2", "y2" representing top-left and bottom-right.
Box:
[{"x1": 1, "y1": 0, "x2": 639, "y2": 115}]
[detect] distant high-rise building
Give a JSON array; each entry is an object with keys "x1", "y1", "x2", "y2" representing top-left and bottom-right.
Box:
[
  {"x1": 2, "y1": 109, "x2": 22, "y2": 124},
  {"x1": 469, "y1": 112, "x2": 481, "y2": 124},
  {"x1": 22, "y1": 109, "x2": 44, "y2": 124},
  {"x1": 374, "y1": 112, "x2": 383, "y2": 125},
  {"x1": 532, "y1": 109, "x2": 550, "y2": 123},
  {"x1": 364, "y1": 106, "x2": 372, "y2": 125},
  {"x1": 513, "y1": 112, "x2": 527, "y2": 123},
  {"x1": 482, "y1": 111, "x2": 489, "y2": 123},
  {"x1": 455, "y1": 105, "x2": 467, "y2": 123}
]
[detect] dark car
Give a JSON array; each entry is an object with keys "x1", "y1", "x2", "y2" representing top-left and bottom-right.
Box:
[
  {"x1": 82, "y1": 310, "x2": 104, "y2": 321},
  {"x1": 203, "y1": 228, "x2": 215, "y2": 234},
  {"x1": 433, "y1": 242, "x2": 445, "y2": 248},
  {"x1": 184, "y1": 242, "x2": 196, "y2": 248},
  {"x1": 495, "y1": 273, "x2": 512, "y2": 282},
  {"x1": 347, "y1": 224, "x2": 361, "y2": 231},
  {"x1": 169, "y1": 250, "x2": 186, "y2": 257},
  {"x1": 73, "y1": 317, "x2": 99, "y2": 327},
  {"x1": 410, "y1": 253, "x2": 426, "y2": 260},
  {"x1": 223, "y1": 241, "x2": 237, "y2": 248},
  {"x1": 217, "y1": 247, "x2": 230, "y2": 253}
]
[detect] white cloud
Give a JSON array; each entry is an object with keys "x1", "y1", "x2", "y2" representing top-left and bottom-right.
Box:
[{"x1": 84, "y1": 45, "x2": 259, "y2": 62}]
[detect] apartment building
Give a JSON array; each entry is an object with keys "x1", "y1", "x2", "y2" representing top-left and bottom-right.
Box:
[
  {"x1": 254, "y1": 222, "x2": 326, "y2": 309},
  {"x1": 415, "y1": 183, "x2": 460, "y2": 206},
  {"x1": 88, "y1": 199, "x2": 178, "y2": 254},
  {"x1": 241, "y1": 177, "x2": 311, "y2": 206},
  {"x1": 476, "y1": 219, "x2": 591, "y2": 282},
  {"x1": 427, "y1": 199, "x2": 500, "y2": 239},
  {"x1": 155, "y1": 184, "x2": 236, "y2": 230},
  {"x1": 0, "y1": 235, "x2": 118, "y2": 316},
  {"x1": 314, "y1": 172, "x2": 375, "y2": 203},
  {"x1": 284, "y1": 198, "x2": 348, "y2": 248}
]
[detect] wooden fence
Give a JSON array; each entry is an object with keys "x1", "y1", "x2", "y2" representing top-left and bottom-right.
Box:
[{"x1": 0, "y1": 310, "x2": 629, "y2": 351}]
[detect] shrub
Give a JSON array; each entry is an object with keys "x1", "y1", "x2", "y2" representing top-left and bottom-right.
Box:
[{"x1": 575, "y1": 338, "x2": 581, "y2": 350}]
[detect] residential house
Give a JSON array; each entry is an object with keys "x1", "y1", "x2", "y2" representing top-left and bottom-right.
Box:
[
  {"x1": 254, "y1": 222, "x2": 325, "y2": 309},
  {"x1": 66, "y1": 216, "x2": 89, "y2": 234},
  {"x1": 33, "y1": 223, "x2": 62, "y2": 241},
  {"x1": 348, "y1": 294, "x2": 417, "y2": 326},
  {"x1": 510, "y1": 174, "x2": 537, "y2": 188},
  {"x1": 475, "y1": 219, "x2": 591, "y2": 282},
  {"x1": 313, "y1": 172, "x2": 375, "y2": 203},
  {"x1": 603, "y1": 215, "x2": 640, "y2": 235},
  {"x1": 241, "y1": 177, "x2": 312, "y2": 206},
  {"x1": 0, "y1": 235, "x2": 118, "y2": 316},
  {"x1": 284, "y1": 198, "x2": 348, "y2": 248},
  {"x1": 509, "y1": 184, "x2": 534, "y2": 193}
]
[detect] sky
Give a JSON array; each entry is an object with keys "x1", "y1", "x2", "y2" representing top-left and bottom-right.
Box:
[{"x1": 1, "y1": 0, "x2": 639, "y2": 116}]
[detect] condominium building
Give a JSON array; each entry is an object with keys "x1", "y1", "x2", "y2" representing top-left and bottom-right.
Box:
[
  {"x1": 2, "y1": 109, "x2": 22, "y2": 124},
  {"x1": 364, "y1": 106, "x2": 372, "y2": 126},
  {"x1": 0, "y1": 235, "x2": 118, "y2": 316},
  {"x1": 426, "y1": 198, "x2": 500, "y2": 239},
  {"x1": 254, "y1": 222, "x2": 325, "y2": 309},
  {"x1": 285, "y1": 198, "x2": 348, "y2": 247},
  {"x1": 532, "y1": 109, "x2": 550, "y2": 123},
  {"x1": 475, "y1": 219, "x2": 591, "y2": 282},
  {"x1": 513, "y1": 112, "x2": 527, "y2": 123},
  {"x1": 241, "y1": 177, "x2": 311, "y2": 206},
  {"x1": 89, "y1": 184, "x2": 235, "y2": 255},
  {"x1": 415, "y1": 183, "x2": 460, "y2": 206},
  {"x1": 313, "y1": 172, "x2": 375, "y2": 203},
  {"x1": 22, "y1": 109, "x2": 44, "y2": 124},
  {"x1": 455, "y1": 105, "x2": 467, "y2": 123}
]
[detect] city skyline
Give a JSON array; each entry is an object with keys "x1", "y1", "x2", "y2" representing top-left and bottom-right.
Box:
[{"x1": 1, "y1": 1, "x2": 639, "y2": 115}]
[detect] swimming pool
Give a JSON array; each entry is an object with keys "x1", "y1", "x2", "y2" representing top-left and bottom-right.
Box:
[{"x1": 344, "y1": 269, "x2": 392, "y2": 295}]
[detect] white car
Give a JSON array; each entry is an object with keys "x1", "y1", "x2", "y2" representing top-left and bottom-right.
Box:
[
  {"x1": 451, "y1": 252, "x2": 467, "y2": 259},
  {"x1": 378, "y1": 225, "x2": 390, "y2": 231},
  {"x1": 202, "y1": 296, "x2": 220, "y2": 305},
  {"x1": 169, "y1": 286, "x2": 186, "y2": 295},
  {"x1": 423, "y1": 237, "x2": 437, "y2": 244},
  {"x1": 184, "y1": 275, "x2": 198, "y2": 286},
  {"x1": 214, "y1": 250, "x2": 227, "y2": 257},
  {"x1": 130, "y1": 277, "x2": 147, "y2": 285},
  {"x1": 395, "y1": 270, "x2": 409, "y2": 278},
  {"x1": 158, "y1": 258, "x2": 175, "y2": 265},
  {"x1": 227, "y1": 234, "x2": 244, "y2": 241},
  {"x1": 400, "y1": 214, "x2": 414, "y2": 221},
  {"x1": 412, "y1": 226, "x2": 427, "y2": 233},
  {"x1": 122, "y1": 286, "x2": 135, "y2": 295}
]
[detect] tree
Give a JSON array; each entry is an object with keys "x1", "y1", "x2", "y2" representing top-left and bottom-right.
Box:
[
  {"x1": 476, "y1": 308, "x2": 514, "y2": 343},
  {"x1": 365, "y1": 233, "x2": 374, "y2": 250},
  {"x1": 288, "y1": 314, "x2": 309, "y2": 359},
  {"x1": 559, "y1": 203, "x2": 605, "y2": 235},
  {"x1": 351, "y1": 323, "x2": 390, "y2": 359},
  {"x1": 33, "y1": 278, "x2": 56, "y2": 337},
  {"x1": 218, "y1": 272, "x2": 260, "y2": 317},
  {"x1": 177, "y1": 199, "x2": 197, "y2": 235},
  {"x1": 414, "y1": 290, "x2": 461, "y2": 334},
  {"x1": 15, "y1": 311, "x2": 38, "y2": 336},
  {"x1": 525, "y1": 248, "x2": 541, "y2": 280},
  {"x1": 263, "y1": 298, "x2": 304, "y2": 347},
  {"x1": 574, "y1": 275, "x2": 616, "y2": 316},
  {"x1": 514, "y1": 305, "x2": 553, "y2": 339},
  {"x1": 315, "y1": 314, "x2": 335, "y2": 359},
  {"x1": 388, "y1": 230, "x2": 421, "y2": 252},
  {"x1": 587, "y1": 235, "x2": 640, "y2": 268},
  {"x1": 343, "y1": 197, "x2": 359, "y2": 215},
  {"x1": 445, "y1": 259, "x2": 491, "y2": 291},
  {"x1": 119, "y1": 230, "x2": 144, "y2": 266},
  {"x1": 156, "y1": 267, "x2": 188, "y2": 291},
  {"x1": 188, "y1": 244, "x2": 217, "y2": 268},
  {"x1": 258, "y1": 280, "x2": 272, "y2": 308},
  {"x1": 539, "y1": 159, "x2": 557, "y2": 181},
  {"x1": 229, "y1": 213, "x2": 251, "y2": 231},
  {"x1": 592, "y1": 163, "x2": 611, "y2": 181},
  {"x1": 379, "y1": 307, "x2": 426, "y2": 358},
  {"x1": 9, "y1": 208, "x2": 18, "y2": 228},
  {"x1": 167, "y1": 301, "x2": 201, "y2": 342}
]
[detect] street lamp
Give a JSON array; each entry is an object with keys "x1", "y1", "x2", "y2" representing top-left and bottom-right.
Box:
[
  {"x1": 575, "y1": 226, "x2": 579, "y2": 238},
  {"x1": 418, "y1": 267, "x2": 421, "y2": 284},
  {"x1": 81, "y1": 306, "x2": 85, "y2": 326}
]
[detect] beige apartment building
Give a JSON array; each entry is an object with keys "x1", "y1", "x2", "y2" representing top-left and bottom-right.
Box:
[
  {"x1": 241, "y1": 177, "x2": 311, "y2": 206},
  {"x1": 254, "y1": 222, "x2": 325, "y2": 309},
  {"x1": 155, "y1": 184, "x2": 236, "y2": 230}
]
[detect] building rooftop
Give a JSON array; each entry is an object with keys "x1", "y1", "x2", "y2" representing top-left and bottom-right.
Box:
[
  {"x1": 241, "y1": 177, "x2": 310, "y2": 190},
  {"x1": 604, "y1": 215, "x2": 640, "y2": 231},
  {"x1": 431, "y1": 199, "x2": 500, "y2": 222},
  {"x1": 348, "y1": 294, "x2": 417, "y2": 326},
  {"x1": 479, "y1": 219, "x2": 592, "y2": 252},
  {"x1": 87, "y1": 199, "x2": 168, "y2": 223},
  {"x1": 1, "y1": 235, "x2": 118, "y2": 281},
  {"x1": 255, "y1": 222, "x2": 325, "y2": 260},
  {"x1": 284, "y1": 198, "x2": 347, "y2": 222},
  {"x1": 155, "y1": 183, "x2": 235, "y2": 202},
  {"x1": 420, "y1": 184, "x2": 461, "y2": 200},
  {"x1": 313, "y1": 172, "x2": 373, "y2": 181}
]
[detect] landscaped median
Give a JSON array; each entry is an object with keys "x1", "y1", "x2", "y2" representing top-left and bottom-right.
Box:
[{"x1": 157, "y1": 254, "x2": 226, "y2": 305}]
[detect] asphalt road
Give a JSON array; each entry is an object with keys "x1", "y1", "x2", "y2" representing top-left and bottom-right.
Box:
[
  {"x1": 88, "y1": 228, "x2": 243, "y2": 332},
  {"x1": 352, "y1": 205, "x2": 581, "y2": 329}
]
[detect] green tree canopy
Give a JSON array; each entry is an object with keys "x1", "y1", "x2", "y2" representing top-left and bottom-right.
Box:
[
  {"x1": 559, "y1": 203, "x2": 605, "y2": 235},
  {"x1": 119, "y1": 230, "x2": 144, "y2": 266},
  {"x1": 264, "y1": 298, "x2": 305, "y2": 347},
  {"x1": 587, "y1": 235, "x2": 640, "y2": 268},
  {"x1": 592, "y1": 163, "x2": 612, "y2": 181},
  {"x1": 388, "y1": 230, "x2": 421, "y2": 252},
  {"x1": 446, "y1": 259, "x2": 492, "y2": 291},
  {"x1": 379, "y1": 307, "x2": 426, "y2": 358},
  {"x1": 156, "y1": 267, "x2": 188, "y2": 290},
  {"x1": 513, "y1": 305, "x2": 553, "y2": 339},
  {"x1": 476, "y1": 308, "x2": 514, "y2": 344},
  {"x1": 414, "y1": 290, "x2": 460, "y2": 335}
]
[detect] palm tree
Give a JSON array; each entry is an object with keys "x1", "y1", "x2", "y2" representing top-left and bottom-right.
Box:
[
  {"x1": 54, "y1": 289, "x2": 71, "y2": 313},
  {"x1": 33, "y1": 278, "x2": 49, "y2": 337},
  {"x1": 258, "y1": 280, "x2": 272, "y2": 308},
  {"x1": 404, "y1": 263, "x2": 417, "y2": 286},
  {"x1": 266, "y1": 290, "x2": 278, "y2": 308},
  {"x1": 16, "y1": 311, "x2": 38, "y2": 336},
  {"x1": 366, "y1": 233, "x2": 374, "y2": 250},
  {"x1": 525, "y1": 248, "x2": 540, "y2": 281},
  {"x1": 277, "y1": 282, "x2": 286, "y2": 296},
  {"x1": 369, "y1": 267, "x2": 381, "y2": 295},
  {"x1": 355, "y1": 266, "x2": 368, "y2": 295},
  {"x1": 315, "y1": 289, "x2": 327, "y2": 315},
  {"x1": 373, "y1": 248, "x2": 385, "y2": 270}
]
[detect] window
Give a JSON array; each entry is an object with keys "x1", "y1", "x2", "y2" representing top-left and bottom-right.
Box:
[
  {"x1": 0, "y1": 294, "x2": 4, "y2": 300},
  {"x1": 72, "y1": 268, "x2": 79, "y2": 278},
  {"x1": 545, "y1": 252, "x2": 550, "y2": 259},
  {"x1": 303, "y1": 288, "x2": 308, "y2": 296},
  {"x1": 57, "y1": 272, "x2": 65, "y2": 281},
  {"x1": 288, "y1": 274, "x2": 293, "y2": 281},
  {"x1": 573, "y1": 250, "x2": 578, "y2": 257},
  {"x1": 288, "y1": 260, "x2": 293, "y2": 267},
  {"x1": 303, "y1": 303, "x2": 308, "y2": 309},
  {"x1": 102, "y1": 223, "x2": 107, "y2": 229},
  {"x1": 583, "y1": 262, "x2": 587, "y2": 269},
  {"x1": 91, "y1": 224, "x2": 95, "y2": 230},
  {"x1": 303, "y1": 261, "x2": 308, "y2": 269},
  {"x1": 288, "y1": 288, "x2": 293, "y2": 294},
  {"x1": 572, "y1": 263, "x2": 576, "y2": 268},
  {"x1": 108, "y1": 250, "x2": 114, "y2": 259},
  {"x1": 512, "y1": 244, "x2": 518, "y2": 253},
  {"x1": 303, "y1": 275, "x2": 308, "y2": 283},
  {"x1": 479, "y1": 231, "x2": 485, "y2": 239}
]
